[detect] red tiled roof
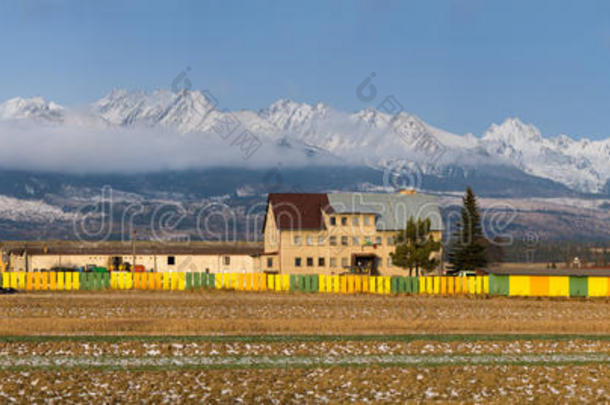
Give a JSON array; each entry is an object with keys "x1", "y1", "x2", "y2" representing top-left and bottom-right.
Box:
[{"x1": 264, "y1": 193, "x2": 333, "y2": 231}]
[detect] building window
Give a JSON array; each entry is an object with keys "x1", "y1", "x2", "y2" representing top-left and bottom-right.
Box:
[
  {"x1": 364, "y1": 236, "x2": 372, "y2": 244},
  {"x1": 353, "y1": 237, "x2": 359, "y2": 245},
  {"x1": 387, "y1": 237, "x2": 394, "y2": 246},
  {"x1": 167, "y1": 256, "x2": 175, "y2": 265},
  {"x1": 306, "y1": 257, "x2": 313, "y2": 267},
  {"x1": 330, "y1": 217, "x2": 336, "y2": 226},
  {"x1": 341, "y1": 258, "x2": 348, "y2": 267},
  {"x1": 341, "y1": 236, "x2": 348, "y2": 246},
  {"x1": 375, "y1": 236, "x2": 382, "y2": 245},
  {"x1": 306, "y1": 235, "x2": 313, "y2": 246},
  {"x1": 295, "y1": 257, "x2": 302, "y2": 267},
  {"x1": 352, "y1": 217, "x2": 359, "y2": 226},
  {"x1": 318, "y1": 236, "x2": 325, "y2": 246},
  {"x1": 329, "y1": 258, "x2": 337, "y2": 267},
  {"x1": 329, "y1": 236, "x2": 337, "y2": 246},
  {"x1": 318, "y1": 257, "x2": 325, "y2": 267},
  {"x1": 341, "y1": 217, "x2": 347, "y2": 226},
  {"x1": 293, "y1": 235, "x2": 302, "y2": 246},
  {"x1": 364, "y1": 216, "x2": 371, "y2": 225},
  {"x1": 267, "y1": 258, "x2": 273, "y2": 268},
  {"x1": 223, "y1": 256, "x2": 230, "y2": 265}
]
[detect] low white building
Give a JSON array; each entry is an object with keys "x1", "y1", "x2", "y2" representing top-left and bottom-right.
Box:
[{"x1": 3, "y1": 241, "x2": 263, "y2": 273}]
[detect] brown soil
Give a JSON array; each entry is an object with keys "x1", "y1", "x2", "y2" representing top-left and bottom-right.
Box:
[
  {"x1": 0, "y1": 366, "x2": 607, "y2": 403},
  {"x1": 0, "y1": 292, "x2": 609, "y2": 335}
]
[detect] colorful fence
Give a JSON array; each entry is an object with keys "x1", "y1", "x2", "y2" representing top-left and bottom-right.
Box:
[{"x1": 1, "y1": 271, "x2": 610, "y2": 297}]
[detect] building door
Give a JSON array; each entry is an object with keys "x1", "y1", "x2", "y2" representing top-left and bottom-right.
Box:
[{"x1": 351, "y1": 254, "x2": 379, "y2": 276}]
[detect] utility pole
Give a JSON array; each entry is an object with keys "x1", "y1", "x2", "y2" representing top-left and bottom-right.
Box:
[{"x1": 132, "y1": 229, "x2": 136, "y2": 272}]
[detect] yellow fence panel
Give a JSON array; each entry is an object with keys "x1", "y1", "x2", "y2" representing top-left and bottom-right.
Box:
[
  {"x1": 145, "y1": 273, "x2": 153, "y2": 290},
  {"x1": 529, "y1": 276, "x2": 550, "y2": 297},
  {"x1": 340, "y1": 276, "x2": 348, "y2": 294},
  {"x1": 244, "y1": 274, "x2": 252, "y2": 291},
  {"x1": 273, "y1": 275, "x2": 281, "y2": 292},
  {"x1": 433, "y1": 277, "x2": 441, "y2": 295},
  {"x1": 171, "y1": 272, "x2": 179, "y2": 290},
  {"x1": 73, "y1": 272, "x2": 80, "y2": 290},
  {"x1": 177, "y1": 273, "x2": 185, "y2": 291},
  {"x1": 509, "y1": 275, "x2": 530, "y2": 296},
  {"x1": 162, "y1": 272, "x2": 171, "y2": 290},
  {"x1": 153, "y1": 273, "x2": 162, "y2": 290},
  {"x1": 549, "y1": 276, "x2": 569, "y2": 297},
  {"x1": 426, "y1": 277, "x2": 434, "y2": 295},
  {"x1": 117, "y1": 272, "x2": 126, "y2": 290},
  {"x1": 25, "y1": 273, "x2": 33, "y2": 291},
  {"x1": 34, "y1": 272, "x2": 42, "y2": 291},
  {"x1": 57, "y1": 272, "x2": 66, "y2": 290},
  {"x1": 382, "y1": 276, "x2": 391, "y2": 294},
  {"x1": 354, "y1": 276, "x2": 361, "y2": 293},
  {"x1": 49, "y1": 272, "x2": 56, "y2": 290},
  {"x1": 483, "y1": 276, "x2": 489, "y2": 294},
  {"x1": 281, "y1": 274, "x2": 290, "y2": 291},
  {"x1": 251, "y1": 273, "x2": 258, "y2": 291},
  {"x1": 475, "y1": 276, "x2": 483, "y2": 295},
  {"x1": 66, "y1": 272, "x2": 75, "y2": 291},
  {"x1": 215, "y1": 273, "x2": 222, "y2": 289},
  {"x1": 588, "y1": 277, "x2": 608, "y2": 297},
  {"x1": 467, "y1": 277, "x2": 476, "y2": 295},
  {"x1": 2, "y1": 273, "x2": 8, "y2": 289},
  {"x1": 319, "y1": 275, "x2": 326, "y2": 293},
  {"x1": 17, "y1": 272, "x2": 25, "y2": 289},
  {"x1": 331, "y1": 275, "x2": 339, "y2": 293},
  {"x1": 10, "y1": 272, "x2": 18, "y2": 289},
  {"x1": 440, "y1": 277, "x2": 447, "y2": 295},
  {"x1": 447, "y1": 277, "x2": 455, "y2": 295},
  {"x1": 362, "y1": 276, "x2": 369, "y2": 293}
]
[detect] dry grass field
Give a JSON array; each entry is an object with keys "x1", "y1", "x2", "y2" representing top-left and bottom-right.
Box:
[
  {"x1": 0, "y1": 291, "x2": 608, "y2": 335},
  {"x1": 0, "y1": 291, "x2": 608, "y2": 402}
]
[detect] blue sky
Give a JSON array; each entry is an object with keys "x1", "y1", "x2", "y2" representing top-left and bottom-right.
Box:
[{"x1": 1, "y1": 0, "x2": 610, "y2": 140}]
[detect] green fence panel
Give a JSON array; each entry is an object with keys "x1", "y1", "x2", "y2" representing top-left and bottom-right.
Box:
[
  {"x1": 297, "y1": 275, "x2": 305, "y2": 292},
  {"x1": 102, "y1": 273, "x2": 110, "y2": 289},
  {"x1": 207, "y1": 273, "x2": 215, "y2": 289},
  {"x1": 398, "y1": 277, "x2": 406, "y2": 293},
  {"x1": 411, "y1": 277, "x2": 419, "y2": 294},
  {"x1": 390, "y1": 277, "x2": 399, "y2": 294},
  {"x1": 79, "y1": 273, "x2": 88, "y2": 290},
  {"x1": 489, "y1": 274, "x2": 509, "y2": 296},
  {"x1": 289, "y1": 275, "x2": 297, "y2": 292},
  {"x1": 86, "y1": 273, "x2": 94, "y2": 290},
  {"x1": 193, "y1": 272, "x2": 201, "y2": 289},
  {"x1": 93, "y1": 273, "x2": 100, "y2": 290},
  {"x1": 304, "y1": 275, "x2": 312, "y2": 292},
  {"x1": 185, "y1": 273, "x2": 193, "y2": 290},
  {"x1": 569, "y1": 276, "x2": 587, "y2": 297},
  {"x1": 311, "y1": 275, "x2": 319, "y2": 292}
]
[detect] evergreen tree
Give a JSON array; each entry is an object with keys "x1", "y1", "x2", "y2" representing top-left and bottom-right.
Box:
[
  {"x1": 391, "y1": 217, "x2": 442, "y2": 276},
  {"x1": 448, "y1": 187, "x2": 488, "y2": 272}
]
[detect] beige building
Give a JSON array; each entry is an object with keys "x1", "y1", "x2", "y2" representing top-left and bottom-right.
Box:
[
  {"x1": 3, "y1": 241, "x2": 262, "y2": 273},
  {"x1": 261, "y1": 191, "x2": 444, "y2": 276}
]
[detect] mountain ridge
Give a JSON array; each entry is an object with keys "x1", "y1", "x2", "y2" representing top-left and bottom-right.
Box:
[{"x1": 0, "y1": 90, "x2": 608, "y2": 194}]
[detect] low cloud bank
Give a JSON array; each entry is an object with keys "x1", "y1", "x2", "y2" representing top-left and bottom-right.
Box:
[{"x1": 0, "y1": 120, "x2": 337, "y2": 173}]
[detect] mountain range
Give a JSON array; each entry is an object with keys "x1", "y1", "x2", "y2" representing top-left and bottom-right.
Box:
[
  {"x1": 0, "y1": 89, "x2": 608, "y2": 241},
  {"x1": 1, "y1": 89, "x2": 608, "y2": 195}
]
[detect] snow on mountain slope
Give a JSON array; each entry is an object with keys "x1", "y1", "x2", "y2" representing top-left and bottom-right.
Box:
[
  {"x1": 482, "y1": 118, "x2": 610, "y2": 193},
  {"x1": 0, "y1": 97, "x2": 64, "y2": 122},
  {"x1": 0, "y1": 195, "x2": 75, "y2": 223},
  {"x1": 1, "y1": 90, "x2": 609, "y2": 193}
]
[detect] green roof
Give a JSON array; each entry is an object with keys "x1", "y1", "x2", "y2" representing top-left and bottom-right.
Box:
[{"x1": 327, "y1": 192, "x2": 444, "y2": 231}]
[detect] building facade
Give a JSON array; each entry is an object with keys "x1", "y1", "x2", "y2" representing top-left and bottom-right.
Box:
[
  {"x1": 262, "y1": 191, "x2": 444, "y2": 276},
  {"x1": 3, "y1": 242, "x2": 261, "y2": 273}
]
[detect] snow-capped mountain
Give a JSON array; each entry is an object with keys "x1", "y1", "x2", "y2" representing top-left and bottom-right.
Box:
[
  {"x1": 1, "y1": 90, "x2": 609, "y2": 194},
  {"x1": 0, "y1": 96, "x2": 64, "y2": 122}
]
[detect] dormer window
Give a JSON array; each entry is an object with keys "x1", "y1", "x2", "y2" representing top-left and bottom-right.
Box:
[{"x1": 330, "y1": 217, "x2": 336, "y2": 226}]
